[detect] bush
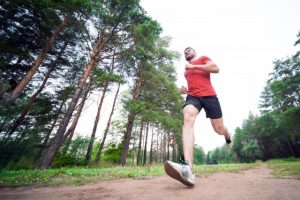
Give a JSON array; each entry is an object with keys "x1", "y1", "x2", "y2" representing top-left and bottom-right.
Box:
[{"x1": 51, "y1": 153, "x2": 86, "y2": 168}]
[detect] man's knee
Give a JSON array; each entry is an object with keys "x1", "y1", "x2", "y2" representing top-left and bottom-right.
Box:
[
  {"x1": 183, "y1": 108, "x2": 197, "y2": 127},
  {"x1": 184, "y1": 114, "x2": 195, "y2": 127}
]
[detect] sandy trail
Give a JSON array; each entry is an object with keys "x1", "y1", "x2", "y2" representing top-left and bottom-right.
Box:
[{"x1": 1, "y1": 166, "x2": 300, "y2": 200}]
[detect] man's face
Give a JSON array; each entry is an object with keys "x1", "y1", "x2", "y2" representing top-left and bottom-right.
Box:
[{"x1": 184, "y1": 48, "x2": 196, "y2": 61}]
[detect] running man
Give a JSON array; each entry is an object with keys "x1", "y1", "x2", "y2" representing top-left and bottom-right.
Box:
[{"x1": 164, "y1": 47, "x2": 232, "y2": 187}]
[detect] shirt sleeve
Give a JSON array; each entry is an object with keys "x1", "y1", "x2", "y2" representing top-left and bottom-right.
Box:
[{"x1": 199, "y1": 56, "x2": 211, "y2": 64}]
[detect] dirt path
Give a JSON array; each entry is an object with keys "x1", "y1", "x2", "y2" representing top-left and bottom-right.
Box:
[{"x1": 1, "y1": 166, "x2": 300, "y2": 200}]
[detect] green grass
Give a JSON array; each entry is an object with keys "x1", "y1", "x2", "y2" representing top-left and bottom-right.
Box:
[
  {"x1": 268, "y1": 157, "x2": 300, "y2": 179},
  {"x1": 0, "y1": 162, "x2": 261, "y2": 187},
  {"x1": 194, "y1": 162, "x2": 262, "y2": 176},
  {"x1": 2, "y1": 159, "x2": 297, "y2": 187},
  {"x1": 0, "y1": 165, "x2": 164, "y2": 186}
]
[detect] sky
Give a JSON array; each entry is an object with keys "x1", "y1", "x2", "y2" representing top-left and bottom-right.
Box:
[
  {"x1": 76, "y1": 0, "x2": 300, "y2": 153},
  {"x1": 139, "y1": 0, "x2": 300, "y2": 152}
]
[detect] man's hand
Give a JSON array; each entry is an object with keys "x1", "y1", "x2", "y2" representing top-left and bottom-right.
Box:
[
  {"x1": 185, "y1": 63, "x2": 195, "y2": 70},
  {"x1": 180, "y1": 86, "x2": 188, "y2": 94}
]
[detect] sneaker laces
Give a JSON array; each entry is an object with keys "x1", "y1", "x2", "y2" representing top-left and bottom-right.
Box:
[
  {"x1": 179, "y1": 152, "x2": 189, "y2": 165},
  {"x1": 179, "y1": 153, "x2": 194, "y2": 180}
]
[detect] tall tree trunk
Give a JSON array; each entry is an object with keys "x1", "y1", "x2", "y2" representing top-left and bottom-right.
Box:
[
  {"x1": 149, "y1": 125, "x2": 154, "y2": 163},
  {"x1": 95, "y1": 81, "x2": 121, "y2": 163},
  {"x1": 85, "y1": 80, "x2": 109, "y2": 162},
  {"x1": 286, "y1": 136, "x2": 295, "y2": 157},
  {"x1": 172, "y1": 133, "x2": 177, "y2": 162},
  {"x1": 260, "y1": 140, "x2": 270, "y2": 160},
  {"x1": 86, "y1": 50, "x2": 117, "y2": 162},
  {"x1": 143, "y1": 123, "x2": 149, "y2": 165},
  {"x1": 132, "y1": 139, "x2": 136, "y2": 166},
  {"x1": 167, "y1": 131, "x2": 170, "y2": 161},
  {"x1": 160, "y1": 132, "x2": 165, "y2": 163},
  {"x1": 156, "y1": 127, "x2": 159, "y2": 163},
  {"x1": 162, "y1": 132, "x2": 167, "y2": 162},
  {"x1": 33, "y1": 101, "x2": 64, "y2": 166},
  {"x1": 120, "y1": 113, "x2": 136, "y2": 166},
  {"x1": 120, "y1": 71, "x2": 143, "y2": 166},
  {"x1": 40, "y1": 36, "x2": 104, "y2": 168},
  {"x1": 60, "y1": 78, "x2": 92, "y2": 153},
  {"x1": 10, "y1": 16, "x2": 68, "y2": 102},
  {"x1": 5, "y1": 41, "x2": 68, "y2": 140},
  {"x1": 136, "y1": 120, "x2": 144, "y2": 165}
]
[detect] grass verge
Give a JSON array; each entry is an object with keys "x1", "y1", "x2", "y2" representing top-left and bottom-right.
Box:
[
  {"x1": 0, "y1": 162, "x2": 261, "y2": 187},
  {"x1": 0, "y1": 165, "x2": 164, "y2": 186},
  {"x1": 268, "y1": 157, "x2": 300, "y2": 179},
  {"x1": 194, "y1": 162, "x2": 262, "y2": 176}
]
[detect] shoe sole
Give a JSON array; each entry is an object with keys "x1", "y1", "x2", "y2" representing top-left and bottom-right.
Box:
[{"x1": 164, "y1": 161, "x2": 194, "y2": 187}]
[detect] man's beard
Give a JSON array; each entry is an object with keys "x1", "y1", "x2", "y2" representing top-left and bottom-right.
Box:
[{"x1": 185, "y1": 55, "x2": 195, "y2": 61}]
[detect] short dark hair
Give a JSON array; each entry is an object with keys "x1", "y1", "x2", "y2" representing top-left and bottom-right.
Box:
[{"x1": 184, "y1": 47, "x2": 194, "y2": 52}]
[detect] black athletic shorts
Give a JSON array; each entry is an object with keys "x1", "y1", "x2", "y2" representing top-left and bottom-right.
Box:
[{"x1": 183, "y1": 95, "x2": 222, "y2": 119}]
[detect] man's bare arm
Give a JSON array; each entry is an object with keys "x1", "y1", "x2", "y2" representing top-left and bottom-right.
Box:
[{"x1": 185, "y1": 61, "x2": 219, "y2": 73}]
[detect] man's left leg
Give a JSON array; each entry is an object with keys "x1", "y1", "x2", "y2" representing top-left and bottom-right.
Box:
[
  {"x1": 210, "y1": 118, "x2": 232, "y2": 146},
  {"x1": 203, "y1": 96, "x2": 232, "y2": 146}
]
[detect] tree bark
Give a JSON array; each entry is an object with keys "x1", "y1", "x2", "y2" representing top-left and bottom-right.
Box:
[
  {"x1": 5, "y1": 41, "x2": 68, "y2": 140},
  {"x1": 60, "y1": 77, "x2": 93, "y2": 153},
  {"x1": 156, "y1": 127, "x2": 159, "y2": 163},
  {"x1": 33, "y1": 101, "x2": 64, "y2": 166},
  {"x1": 286, "y1": 136, "x2": 295, "y2": 157},
  {"x1": 120, "y1": 70, "x2": 143, "y2": 166},
  {"x1": 143, "y1": 123, "x2": 149, "y2": 165},
  {"x1": 149, "y1": 125, "x2": 154, "y2": 163},
  {"x1": 136, "y1": 120, "x2": 144, "y2": 165},
  {"x1": 167, "y1": 131, "x2": 170, "y2": 161},
  {"x1": 86, "y1": 49, "x2": 117, "y2": 162},
  {"x1": 160, "y1": 131, "x2": 165, "y2": 163},
  {"x1": 40, "y1": 36, "x2": 103, "y2": 168},
  {"x1": 260, "y1": 140, "x2": 270, "y2": 160},
  {"x1": 10, "y1": 16, "x2": 68, "y2": 102},
  {"x1": 162, "y1": 132, "x2": 167, "y2": 162},
  {"x1": 120, "y1": 113, "x2": 135, "y2": 166},
  {"x1": 85, "y1": 80, "x2": 109, "y2": 162},
  {"x1": 95, "y1": 81, "x2": 121, "y2": 163},
  {"x1": 172, "y1": 133, "x2": 177, "y2": 162}
]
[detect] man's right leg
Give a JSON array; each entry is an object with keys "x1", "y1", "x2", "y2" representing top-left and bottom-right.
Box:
[
  {"x1": 164, "y1": 104, "x2": 198, "y2": 186},
  {"x1": 182, "y1": 105, "x2": 199, "y2": 169}
]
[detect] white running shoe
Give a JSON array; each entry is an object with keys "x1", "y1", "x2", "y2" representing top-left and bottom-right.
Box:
[{"x1": 164, "y1": 160, "x2": 195, "y2": 186}]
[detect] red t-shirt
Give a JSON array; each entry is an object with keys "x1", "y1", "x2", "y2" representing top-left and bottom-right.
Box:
[{"x1": 184, "y1": 56, "x2": 217, "y2": 97}]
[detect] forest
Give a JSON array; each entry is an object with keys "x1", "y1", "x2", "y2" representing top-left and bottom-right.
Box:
[{"x1": 0, "y1": 0, "x2": 299, "y2": 170}]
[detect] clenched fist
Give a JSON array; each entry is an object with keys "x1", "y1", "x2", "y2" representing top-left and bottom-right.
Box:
[{"x1": 181, "y1": 86, "x2": 188, "y2": 94}]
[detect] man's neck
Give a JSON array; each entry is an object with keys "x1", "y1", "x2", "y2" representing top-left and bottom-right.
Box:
[{"x1": 189, "y1": 56, "x2": 197, "y2": 63}]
